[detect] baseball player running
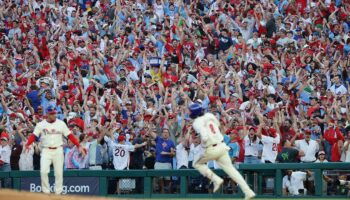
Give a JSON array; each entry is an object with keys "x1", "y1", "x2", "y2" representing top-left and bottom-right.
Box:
[
  {"x1": 189, "y1": 103, "x2": 255, "y2": 200},
  {"x1": 25, "y1": 106, "x2": 86, "y2": 195}
]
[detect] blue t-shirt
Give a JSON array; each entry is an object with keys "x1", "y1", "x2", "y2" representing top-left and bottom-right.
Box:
[
  {"x1": 155, "y1": 136, "x2": 175, "y2": 163},
  {"x1": 228, "y1": 142, "x2": 240, "y2": 159},
  {"x1": 27, "y1": 90, "x2": 41, "y2": 112},
  {"x1": 224, "y1": 135, "x2": 230, "y2": 145}
]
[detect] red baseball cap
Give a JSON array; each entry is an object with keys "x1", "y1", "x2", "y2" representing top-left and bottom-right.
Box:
[
  {"x1": 1, "y1": 132, "x2": 9, "y2": 141},
  {"x1": 118, "y1": 135, "x2": 126, "y2": 142},
  {"x1": 268, "y1": 128, "x2": 277, "y2": 137}
]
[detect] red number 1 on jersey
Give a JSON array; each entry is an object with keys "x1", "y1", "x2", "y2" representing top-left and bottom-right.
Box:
[{"x1": 209, "y1": 124, "x2": 216, "y2": 134}]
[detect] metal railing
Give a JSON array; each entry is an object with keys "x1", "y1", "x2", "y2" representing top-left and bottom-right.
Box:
[{"x1": 0, "y1": 162, "x2": 349, "y2": 198}]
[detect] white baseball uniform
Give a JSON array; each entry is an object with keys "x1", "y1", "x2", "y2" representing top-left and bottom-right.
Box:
[
  {"x1": 192, "y1": 113, "x2": 254, "y2": 197},
  {"x1": 261, "y1": 134, "x2": 280, "y2": 163},
  {"x1": 111, "y1": 143, "x2": 135, "y2": 170},
  {"x1": 33, "y1": 119, "x2": 71, "y2": 194}
]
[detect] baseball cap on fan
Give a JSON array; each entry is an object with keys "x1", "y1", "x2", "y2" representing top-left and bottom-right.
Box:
[
  {"x1": 118, "y1": 135, "x2": 126, "y2": 142},
  {"x1": 47, "y1": 106, "x2": 57, "y2": 115},
  {"x1": 0, "y1": 132, "x2": 9, "y2": 142}
]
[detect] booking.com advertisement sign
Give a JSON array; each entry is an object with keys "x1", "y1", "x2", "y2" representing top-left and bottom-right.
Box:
[{"x1": 20, "y1": 177, "x2": 99, "y2": 195}]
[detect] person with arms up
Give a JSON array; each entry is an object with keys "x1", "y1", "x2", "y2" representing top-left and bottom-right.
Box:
[
  {"x1": 105, "y1": 133, "x2": 147, "y2": 170},
  {"x1": 0, "y1": 131, "x2": 11, "y2": 172},
  {"x1": 255, "y1": 112, "x2": 281, "y2": 163},
  {"x1": 105, "y1": 133, "x2": 147, "y2": 194},
  {"x1": 0, "y1": 131, "x2": 11, "y2": 188},
  {"x1": 188, "y1": 103, "x2": 255, "y2": 200},
  {"x1": 25, "y1": 106, "x2": 86, "y2": 195}
]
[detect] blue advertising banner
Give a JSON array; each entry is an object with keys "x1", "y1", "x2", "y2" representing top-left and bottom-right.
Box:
[{"x1": 20, "y1": 177, "x2": 99, "y2": 195}]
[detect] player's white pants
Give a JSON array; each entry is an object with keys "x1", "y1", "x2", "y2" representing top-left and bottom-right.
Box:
[
  {"x1": 193, "y1": 143, "x2": 254, "y2": 196},
  {"x1": 40, "y1": 147, "x2": 64, "y2": 195}
]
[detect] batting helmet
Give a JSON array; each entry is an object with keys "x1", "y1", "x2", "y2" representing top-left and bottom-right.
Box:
[{"x1": 189, "y1": 103, "x2": 204, "y2": 119}]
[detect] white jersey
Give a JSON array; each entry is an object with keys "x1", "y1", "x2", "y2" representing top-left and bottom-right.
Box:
[
  {"x1": 189, "y1": 143, "x2": 204, "y2": 164},
  {"x1": 244, "y1": 136, "x2": 261, "y2": 157},
  {"x1": 0, "y1": 144, "x2": 11, "y2": 164},
  {"x1": 261, "y1": 134, "x2": 280, "y2": 163},
  {"x1": 193, "y1": 113, "x2": 223, "y2": 147},
  {"x1": 330, "y1": 84, "x2": 347, "y2": 95},
  {"x1": 112, "y1": 143, "x2": 135, "y2": 170},
  {"x1": 175, "y1": 143, "x2": 189, "y2": 169},
  {"x1": 33, "y1": 119, "x2": 71, "y2": 148},
  {"x1": 282, "y1": 171, "x2": 307, "y2": 195}
]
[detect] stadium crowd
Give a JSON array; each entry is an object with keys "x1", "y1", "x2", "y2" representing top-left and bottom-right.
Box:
[{"x1": 1, "y1": 0, "x2": 350, "y2": 177}]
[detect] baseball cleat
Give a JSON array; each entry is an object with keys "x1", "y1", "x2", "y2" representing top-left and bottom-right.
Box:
[
  {"x1": 213, "y1": 178, "x2": 224, "y2": 193},
  {"x1": 244, "y1": 191, "x2": 256, "y2": 200}
]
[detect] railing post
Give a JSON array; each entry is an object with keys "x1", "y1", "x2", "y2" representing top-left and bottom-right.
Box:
[
  {"x1": 257, "y1": 173, "x2": 262, "y2": 195},
  {"x1": 144, "y1": 175, "x2": 152, "y2": 198},
  {"x1": 314, "y1": 169, "x2": 322, "y2": 197},
  {"x1": 275, "y1": 169, "x2": 282, "y2": 197},
  {"x1": 180, "y1": 176, "x2": 187, "y2": 198},
  {"x1": 99, "y1": 176, "x2": 107, "y2": 196},
  {"x1": 12, "y1": 177, "x2": 21, "y2": 190}
]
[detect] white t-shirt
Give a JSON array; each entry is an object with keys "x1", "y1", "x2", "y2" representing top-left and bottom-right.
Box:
[
  {"x1": 294, "y1": 139, "x2": 319, "y2": 162},
  {"x1": 244, "y1": 136, "x2": 260, "y2": 157},
  {"x1": 189, "y1": 143, "x2": 204, "y2": 164},
  {"x1": 0, "y1": 144, "x2": 11, "y2": 164},
  {"x1": 176, "y1": 143, "x2": 189, "y2": 169},
  {"x1": 33, "y1": 119, "x2": 71, "y2": 148},
  {"x1": 153, "y1": 3, "x2": 164, "y2": 20},
  {"x1": 257, "y1": 81, "x2": 276, "y2": 94},
  {"x1": 283, "y1": 171, "x2": 307, "y2": 195},
  {"x1": 111, "y1": 143, "x2": 135, "y2": 170},
  {"x1": 261, "y1": 134, "x2": 280, "y2": 163},
  {"x1": 342, "y1": 141, "x2": 350, "y2": 162},
  {"x1": 193, "y1": 113, "x2": 223, "y2": 147}
]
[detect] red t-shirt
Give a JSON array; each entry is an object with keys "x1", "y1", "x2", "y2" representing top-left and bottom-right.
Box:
[
  {"x1": 162, "y1": 72, "x2": 179, "y2": 88},
  {"x1": 331, "y1": 142, "x2": 341, "y2": 162},
  {"x1": 324, "y1": 127, "x2": 344, "y2": 145}
]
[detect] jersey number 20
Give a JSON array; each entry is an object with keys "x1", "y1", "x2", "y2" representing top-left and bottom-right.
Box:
[{"x1": 115, "y1": 149, "x2": 125, "y2": 157}]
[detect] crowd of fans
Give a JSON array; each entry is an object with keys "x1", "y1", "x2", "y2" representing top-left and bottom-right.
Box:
[{"x1": 1, "y1": 0, "x2": 350, "y2": 178}]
